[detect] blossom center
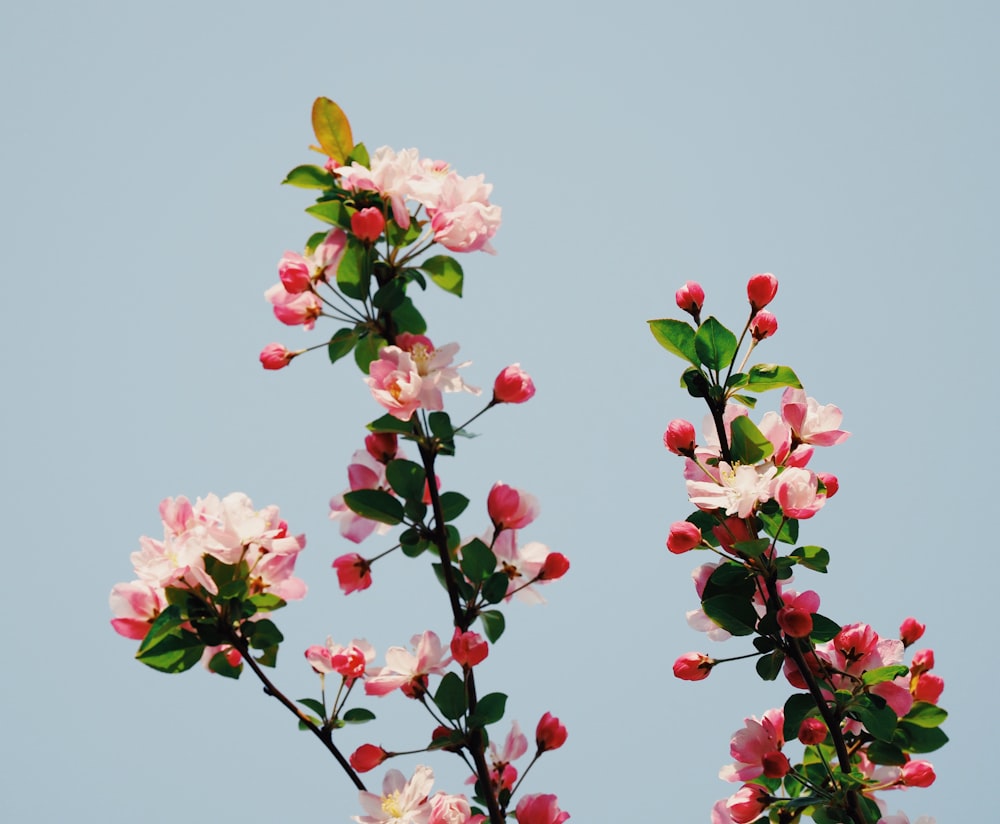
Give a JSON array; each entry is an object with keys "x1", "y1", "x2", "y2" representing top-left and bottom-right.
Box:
[
  {"x1": 381, "y1": 791, "x2": 403, "y2": 817},
  {"x1": 409, "y1": 342, "x2": 433, "y2": 375}
]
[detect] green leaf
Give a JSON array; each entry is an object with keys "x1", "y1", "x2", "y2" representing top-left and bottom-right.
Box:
[
  {"x1": 135, "y1": 607, "x2": 204, "y2": 674},
  {"x1": 255, "y1": 645, "x2": 279, "y2": 668},
  {"x1": 305, "y1": 200, "x2": 351, "y2": 229},
  {"x1": 311, "y1": 97, "x2": 353, "y2": 164},
  {"x1": 756, "y1": 649, "x2": 785, "y2": 681},
  {"x1": 482, "y1": 571, "x2": 510, "y2": 604},
  {"x1": 245, "y1": 618, "x2": 284, "y2": 649},
  {"x1": 343, "y1": 707, "x2": 376, "y2": 724},
  {"x1": 434, "y1": 672, "x2": 467, "y2": 720},
  {"x1": 386, "y1": 459, "x2": 426, "y2": 502},
  {"x1": 790, "y1": 545, "x2": 829, "y2": 573},
  {"x1": 729, "y1": 393, "x2": 757, "y2": 409},
  {"x1": 469, "y1": 692, "x2": 507, "y2": 729},
  {"x1": 206, "y1": 650, "x2": 242, "y2": 679},
  {"x1": 421, "y1": 255, "x2": 464, "y2": 297},
  {"x1": 701, "y1": 594, "x2": 758, "y2": 636},
  {"x1": 758, "y1": 506, "x2": 799, "y2": 544},
  {"x1": 695, "y1": 316, "x2": 738, "y2": 371},
  {"x1": 373, "y1": 278, "x2": 406, "y2": 312},
  {"x1": 782, "y1": 693, "x2": 819, "y2": 741},
  {"x1": 282, "y1": 164, "x2": 335, "y2": 189},
  {"x1": 461, "y1": 539, "x2": 497, "y2": 583},
  {"x1": 343, "y1": 489, "x2": 403, "y2": 524},
  {"x1": 248, "y1": 593, "x2": 285, "y2": 612},
  {"x1": 218, "y1": 579, "x2": 249, "y2": 601},
  {"x1": 428, "y1": 411, "x2": 454, "y2": 440},
  {"x1": 862, "y1": 665, "x2": 909, "y2": 686},
  {"x1": 896, "y1": 723, "x2": 949, "y2": 753},
  {"x1": 903, "y1": 701, "x2": 948, "y2": 729},
  {"x1": 327, "y1": 327, "x2": 359, "y2": 364},
  {"x1": 809, "y1": 613, "x2": 841, "y2": 643},
  {"x1": 354, "y1": 333, "x2": 387, "y2": 373},
  {"x1": 392, "y1": 297, "x2": 427, "y2": 335},
  {"x1": 298, "y1": 698, "x2": 327, "y2": 716},
  {"x1": 730, "y1": 415, "x2": 774, "y2": 464},
  {"x1": 732, "y1": 538, "x2": 772, "y2": 558},
  {"x1": 480, "y1": 609, "x2": 506, "y2": 643},
  {"x1": 337, "y1": 237, "x2": 371, "y2": 300},
  {"x1": 746, "y1": 363, "x2": 802, "y2": 392},
  {"x1": 347, "y1": 142, "x2": 369, "y2": 167},
  {"x1": 850, "y1": 694, "x2": 897, "y2": 742},
  {"x1": 702, "y1": 561, "x2": 756, "y2": 599},
  {"x1": 367, "y1": 413, "x2": 416, "y2": 436},
  {"x1": 648, "y1": 318, "x2": 699, "y2": 366},
  {"x1": 438, "y1": 491, "x2": 470, "y2": 522},
  {"x1": 680, "y1": 366, "x2": 711, "y2": 399},
  {"x1": 866, "y1": 740, "x2": 907, "y2": 766}
]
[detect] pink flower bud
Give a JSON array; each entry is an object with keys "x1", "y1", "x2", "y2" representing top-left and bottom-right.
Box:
[
  {"x1": 817, "y1": 473, "x2": 839, "y2": 498},
  {"x1": 349, "y1": 743, "x2": 388, "y2": 773},
  {"x1": 492, "y1": 364, "x2": 535, "y2": 404},
  {"x1": 910, "y1": 648, "x2": 934, "y2": 676},
  {"x1": 364, "y1": 432, "x2": 398, "y2": 464},
  {"x1": 332, "y1": 553, "x2": 372, "y2": 594},
  {"x1": 663, "y1": 418, "x2": 697, "y2": 456},
  {"x1": 777, "y1": 604, "x2": 814, "y2": 638},
  {"x1": 761, "y1": 750, "x2": 791, "y2": 779},
  {"x1": 797, "y1": 717, "x2": 827, "y2": 745},
  {"x1": 901, "y1": 760, "x2": 936, "y2": 788},
  {"x1": 750, "y1": 310, "x2": 778, "y2": 341},
  {"x1": 487, "y1": 482, "x2": 540, "y2": 530},
  {"x1": 712, "y1": 516, "x2": 755, "y2": 554},
  {"x1": 913, "y1": 673, "x2": 944, "y2": 704},
  {"x1": 673, "y1": 652, "x2": 714, "y2": 681},
  {"x1": 259, "y1": 343, "x2": 297, "y2": 370},
  {"x1": 675, "y1": 280, "x2": 705, "y2": 316},
  {"x1": 351, "y1": 207, "x2": 386, "y2": 244},
  {"x1": 900, "y1": 616, "x2": 926, "y2": 647},
  {"x1": 277, "y1": 251, "x2": 312, "y2": 294},
  {"x1": 747, "y1": 272, "x2": 778, "y2": 312},
  {"x1": 514, "y1": 794, "x2": 570, "y2": 824},
  {"x1": 666, "y1": 521, "x2": 702, "y2": 554},
  {"x1": 727, "y1": 784, "x2": 770, "y2": 824},
  {"x1": 539, "y1": 552, "x2": 570, "y2": 581},
  {"x1": 535, "y1": 712, "x2": 568, "y2": 753},
  {"x1": 450, "y1": 628, "x2": 489, "y2": 668}
]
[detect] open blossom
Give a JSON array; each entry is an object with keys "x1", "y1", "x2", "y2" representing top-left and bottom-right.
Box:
[
  {"x1": 330, "y1": 448, "x2": 396, "y2": 543},
  {"x1": 490, "y1": 529, "x2": 550, "y2": 603},
  {"x1": 687, "y1": 462, "x2": 777, "y2": 518},
  {"x1": 773, "y1": 467, "x2": 827, "y2": 519},
  {"x1": 365, "y1": 630, "x2": 451, "y2": 697},
  {"x1": 109, "y1": 581, "x2": 165, "y2": 639},
  {"x1": 337, "y1": 146, "x2": 423, "y2": 230},
  {"x1": 352, "y1": 764, "x2": 434, "y2": 824},
  {"x1": 720, "y1": 708, "x2": 785, "y2": 782},
  {"x1": 367, "y1": 347, "x2": 424, "y2": 420},
  {"x1": 781, "y1": 387, "x2": 850, "y2": 446},
  {"x1": 487, "y1": 482, "x2": 540, "y2": 530},
  {"x1": 305, "y1": 637, "x2": 375, "y2": 684},
  {"x1": 265, "y1": 282, "x2": 322, "y2": 329},
  {"x1": 482, "y1": 720, "x2": 528, "y2": 792},
  {"x1": 333, "y1": 553, "x2": 372, "y2": 594},
  {"x1": 514, "y1": 794, "x2": 570, "y2": 824},
  {"x1": 450, "y1": 628, "x2": 488, "y2": 668},
  {"x1": 777, "y1": 589, "x2": 820, "y2": 638},
  {"x1": 428, "y1": 792, "x2": 485, "y2": 824},
  {"x1": 420, "y1": 171, "x2": 501, "y2": 255}
]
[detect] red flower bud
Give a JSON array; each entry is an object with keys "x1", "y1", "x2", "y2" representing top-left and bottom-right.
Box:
[
  {"x1": 351, "y1": 207, "x2": 386, "y2": 244},
  {"x1": 663, "y1": 419, "x2": 697, "y2": 456},
  {"x1": 539, "y1": 552, "x2": 570, "y2": 580},
  {"x1": 259, "y1": 343, "x2": 298, "y2": 370},
  {"x1": 535, "y1": 712, "x2": 568, "y2": 753},
  {"x1": 797, "y1": 717, "x2": 827, "y2": 745},
  {"x1": 349, "y1": 743, "x2": 388, "y2": 772},
  {"x1": 673, "y1": 652, "x2": 714, "y2": 681},
  {"x1": 899, "y1": 616, "x2": 925, "y2": 647},
  {"x1": 493, "y1": 364, "x2": 535, "y2": 404},
  {"x1": 675, "y1": 280, "x2": 705, "y2": 316},
  {"x1": 749, "y1": 310, "x2": 778, "y2": 341},
  {"x1": 450, "y1": 628, "x2": 489, "y2": 668},
  {"x1": 365, "y1": 432, "x2": 398, "y2": 464},
  {"x1": 666, "y1": 521, "x2": 702, "y2": 554},
  {"x1": 747, "y1": 272, "x2": 778, "y2": 312}
]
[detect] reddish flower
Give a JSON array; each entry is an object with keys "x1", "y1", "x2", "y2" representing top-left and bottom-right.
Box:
[
  {"x1": 797, "y1": 718, "x2": 827, "y2": 745},
  {"x1": 277, "y1": 251, "x2": 312, "y2": 294},
  {"x1": 450, "y1": 628, "x2": 489, "y2": 668},
  {"x1": 350, "y1": 743, "x2": 389, "y2": 773},
  {"x1": 712, "y1": 516, "x2": 755, "y2": 555},
  {"x1": 259, "y1": 343, "x2": 297, "y2": 370},
  {"x1": 912, "y1": 673, "x2": 944, "y2": 704},
  {"x1": 910, "y1": 648, "x2": 934, "y2": 677},
  {"x1": 364, "y1": 432, "x2": 398, "y2": 464},
  {"x1": 777, "y1": 590, "x2": 820, "y2": 639},
  {"x1": 663, "y1": 419, "x2": 697, "y2": 456},
  {"x1": 351, "y1": 206, "x2": 386, "y2": 243},
  {"x1": 487, "y1": 482, "x2": 540, "y2": 530},
  {"x1": 515, "y1": 793, "x2": 570, "y2": 824},
  {"x1": 673, "y1": 652, "x2": 714, "y2": 681},
  {"x1": 535, "y1": 712, "x2": 568, "y2": 753},
  {"x1": 761, "y1": 751, "x2": 791, "y2": 779},
  {"x1": 726, "y1": 783, "x2": 770, "y2": 823},
  {"x1": 667, "y1": 521, "x2": 703, "y2": 554},
  {"x1": 901, "y1": 760, "x2": 936, "y2": 787},
  {"x1": 749, "y1": 310, "x2": 778, "y2": 341},
  {"x1": 747, "y1": 272, "x2": 778, "y2": 312},
  {"x1": 675, "y1": 280, "x2": 705, "y2": 317},
  {"x1": 817, "y1": 472, "x2": 839, "y2": 498},
  {"x1": 900, "y1": 617, "x2": 926, "y2": 647},
  {"x1": 538, "y1": 552, "x2": 570, "y2": 580},
  {"x1": 332, "y1": 553, "x2": 372, "y2": 594},
  {"x1": 492, "y1": 364, "x2": 535, "y2": 403}
]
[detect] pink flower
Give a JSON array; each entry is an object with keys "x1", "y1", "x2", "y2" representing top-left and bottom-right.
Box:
[
  {"x1": 469, "y1": 719, "x2": 527, "y2": 793},
  {"x1": 777, "y1": 590, "x2": 820, "y2": 638},
  {"x1": 352, "y1": 764, "x2": 434, "y2": 824},
  {"x1": 277, "y1": 251, "x2": 312, "y2": 293},
  {"x1": 726, "y1": 783, "x2": 770, "y2": 823},
  {"x1": 395, "y1": 334, "x2": 480, "y2": 408},
  {"x1": 423, "y1": 172, "x2": 501, "y2": 254},
  {"x1": 673, "y1": 652, "x2": 714, "y2": 681},
  {"x1": 536, "y1": 712, "x2": 568, "y2": 753},
  {"x1": 900, "y1": 617, "x2": 925, "y2": 647},
  {"x1": 901, "y1": 760, "x2": 936, "y2": 788},
  {"x1": 912, "y1": 673, "x2": 944, "y2": 704},
  {"x1": 265, "y1": 283, "x2": 322, "y2": 329},
  {"x1": 773, "y1": 467, "x2": 826, "y2": 519},
  {"x1": 667, "y1": 521, "x2": 703, "y2": 554},
  {"x1": 450, "y1": 628, "x2": 489, "y2": 668},
  {"x1": 663, "y1": 419, "x2": 697, "y2": 456},
  {"x1": 910, "y1": 648, "x2": 934, "y2": 676},
  {"x1": 492, "y1": 364, "x2": 535, "y2": 404},
  {"x1": 798, "y1": 718, "x2": 827, "y2": 745},
  {"x1": 337, "y1": 146, "x2": 423, "y2": 230},
  {"x1": 747, "y1": 272, "x2": 778, "y2": 312},
  {"x1": 818, "y1": 472, "x2": 839, "y2": 497},
  {"x1": 350, "y1": 744, "x2": 389, "y2": 773},
  {"x1": 538, "y1": 552, "x2": 570, "y2": 581},
  {"x1": 780, "y1": 388, "x2": 850, "y2": 447},
  {"x1": 490, "y1": 530, "x2": 549, "y2": 603},
  {"x1": 719, "y1": 708, "x2": 785, "y2": 783},
  {"x1": 305, "y1": 637, "x2": 375, "y2": 684},
  {"x1": 428, "y1": 792, "x2": 485, "y2": 824},
  {"x1": 365, "y1": 432, "x2": 399, "y2": 464},
  {"x1": 330, "y1": 448, "x2": 396, "y2": 543},
  {"x1": 365, "y1": 630, "x2": 451, "y2": 698},
  {"x1": 749, "y1": 310, "x2": 777, "y2": 340},
  {"x1": 366, "y1": 347, "x2": 424, "y2": 421},
  {"x1": 352, "y1": 207, "x2": 386, "y2": 243},
  {"x1": 515, "y1": 794, "x2": 570, "y2": 824},
  {"x1": 675, "y1": 280, "x2": 705, "y2": 317},
  {"x1": 332, "y1": 553, "x2": 372, "y2": 594},
  {"x1": 487, "y1": 482, "x2": 540, "y2": 530},
  {"x1": 687, "y1": 462, "x2": 777, "y2": 518},
  {"x1": 109, "y1": 581, "x2": 165, "y2": 639},
  {"x1": 259, "y1": 343, "x2": 298, "y2": 370}
]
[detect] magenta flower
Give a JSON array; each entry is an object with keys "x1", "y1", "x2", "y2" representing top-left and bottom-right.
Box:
[
  {"x1": 719, "y1": 707, "x2": 785, "y2": 783},
  {"x1": 515, "y1": 794, "x2": 570, "y2": 824}
]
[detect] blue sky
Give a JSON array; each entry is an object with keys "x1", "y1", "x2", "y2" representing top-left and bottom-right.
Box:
[{"x1": 2, "y1": 2, "x2": 996, "y2": 820}]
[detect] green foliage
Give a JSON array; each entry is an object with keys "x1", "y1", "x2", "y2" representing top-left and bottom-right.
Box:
[
  {"x1": 730, "y1": 415, "x2": 774, "y2": 464},
  {"x1": 337, "y1": 237, "x2": 371, "y2": 300},
  {"x1": 681, "y1": 366, "x2": 711, "y2": 399},
  {"x1": 745, "y1": 363, "x2": 801, "y2": 392},
  {"x1": 695, "y1": 316, "x2": 737, "y2": 371},
  {"x1": 479, "y1": 609, "x2": 506, "y2": 642},
  {"x1": 790, "y1": 545, "x2": 829, "y2": 573},
  {"x1": 809, "y1": 613, "x2": 841, "y2": 643},
  {"x1": 282, "y1": 164, "x2": 336, "y2": 189},
  {"x1": 861, "y1": 665, "x2": 909, "y2": 686},
  {"x1": 343, "y1": 708, "x2": 376, "y2": 724},
  {"x1": 648, "y1": 318, "x2": 699, "y2": 366},
  {"x1": 756, "y1": 649, "x2": 785, "y2": 681},
  {"x1": 848, "y1": 694, "x2": 897, "y2": 742},
  {"x1": 367, "y1": 414, "x2": 416, "y2": 436},
  {"x1": 460, "y1": 539, "x2": 497, "y2": 583},
  {"x1": 354, "y1": 333, "x2": 387, "y2": 373},
  {"x1": 386, "y1": 459, "x2": 427, "y2": 502},
  {"x1": 482, "y1": 572, "x2": 510, "y2": 604},
  {"x1": 434, "y1": 672, "x2": 467, "y2": 720},
  {"x1": 894, "y1": 722, "x2": 949, "y2": 753},
  {"x1": 758, "y1": 504, "x2": 799, "y2": 544},
  {"x1": 702, "y1": 594, "x2": 758, "y2": 636},
  {"x1": 135, "y1": 606, "x2": 204, "y2": 674},
  {"x1": 469, "y1": 692, "x2": 507, "y2": 729},
  {"x1": 782, "y1": 693, "x2": 818, "y2": 741},
  {"x1": 311, "y1": 97, "x2": 354, "y2": 164},
  {"x1": 903, "y1": 701, "x2": 948, "y2": 728},
  {"x1": 421, "y1": 255, "x2": 464, "y2": 297},
  {"x1": 305, "y1": 200, "x2": 351, "y2": 229},
  {"x1": 392, "y1": 296, "x2": 427, "y2": 335},
  {"x1": 343, "y1": 489, "x2": 404, "y2": 525},
  {"x1": 438, "y1": 491, "x2": 470, "y2": 522}
]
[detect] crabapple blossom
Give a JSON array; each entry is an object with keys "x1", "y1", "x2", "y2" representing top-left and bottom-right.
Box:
[
  {"x1": 487, "y1": 482, "x2": 540, "y2": 530},
  {"x1": 746, "y1": 272, "x2": 778, "y2": 312},
  {"x1": 366, "y1": 347, "x2": 425, "y2": 421},
  {"x1": 265, "y1": 282, "x2": 323, "y2": 329},
  {"x1": 450, "y1": 628, "x2": 488, "y2": 668},
  {"x1": 330, "y1": 448, "x2": 395, "y2": 543},
  {"x1": 667, "y1": 520, "x2": 702, "y2": 554},
  {"x1": 673, "y1": 652, "x2": 715, "y2": 681},
  {"x1": 365, "y1": 432, "x2": 399, "y2": 464},
  {"x1": 797, "y1": 717, "x2": 827, "y2": 745},
  {"x1": 535, "y1": 712, "x2": 568, "y2": 753},
  {"x1": 428, "y1": 792, "x2": 486, "y2": 824},
  {"x1": 912, "y1": 673, "x2": 944, "y2": 704},
  {"x1": 910, "y1": 649, "x2": 934, "y2": 676},
  {"x1": 277, "y1": 251, "x2": 312, "y2": 293},
  {"x1": 352, "y1": 207, "x2": 386, "y2": 243},
  {"x1": 900, "y1": 617, "x2": 926, "y2": 647},
  {"x1": 818, "y1": 471, "x2": 839, "y2": 497},
  {"x1": 305, "y1": 637, "x2": 375, "y2": 684},
  {"x1": 490, "y1": 529, "x2": 550, "y2": 603},
  {"x1": 352, "y1": 764, "x2": 434, "y2": 824},
  {"x1": 332, "y1": 553, "x2": 372, "y2": 594},
  {"x1": 108, "y1": 581, "x2": 165, "y2": 639},
  {"x1": 675, "y1": 280, "x2": 705, "y2": 317},
  {"x1": 421, "y1": 172, "x2": 501, "y2": 255},
  {"x1": 773, "y1": 467, "x2": 826, "y2": 519},
  {"x1": 776, "y1": 589, "x2": 820, "y2": 638},
  {"x1": 365, "y1": 630, "x2": 451, "y2": 697},
  {"x1": 336, "y1": 146, "x2": 423, "y2": 230},
  {"x1": 719, "y1": 707, "x2": 785, "y2": 783},
  {"x1": 726, "y1": 783, "x2": 770, "y2": 823},
  {"x1": 780, "y1": 387, "x2": 850, "y2": 447},
  {"x1": 514, "y1": 794, "x2": 570, "y2": 824},
  {"x1": 538, "y1": 552, "x2": 570, "y2": 580},
  {"x1": 687, "y1": 461, "x2": 777, "y2": 518},
  {"x1": 749, "y1": 310, "x2": 777, "y2": 340},
  {"x1": 663, "y1": 418, "x2": 697, "y2": 456},
  {"x1": 901, "y1": 760, "x2": 936, "y2": 788},
  {"x1": 259, "y1": 343, "x2": 298, "y2": 370},
  {"x1": 492, "y1": 364, "x2": 535, "y2": 404},
  {"x1": 350, "y1": 744, "x2": 389, "y2": 773}
]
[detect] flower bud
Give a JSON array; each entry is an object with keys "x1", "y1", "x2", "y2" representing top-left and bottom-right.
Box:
[
  {"x1": 349, "y1": 743, "x2": 388, "y2": 772},
  {"x1": 666, "y1": 521, "x2": 702, "y2": 554},
  {"x1": 450, "y1": 628, "x2": 489, "y2": 668},
  {"x1": 727, "y1": 784, "x2": 770, "y2": 824},
  {"x1": 487, "y1": 482, "x2": 540, "y2": 530},
  {"x1": 913, "y1": 673, "x2": 944, "y2": 704},
  {"x1": 817, "y1": 473, "x2": 839, "y2": 498},
  {"x1": 493, "y1": 364, "x2": 535, "y2": 404},
  {"x1": 277, "y1": 251, "x2": 312, "y2": 294},
  {"x1": 747, "y1": 272, "x2": 778, "y2": 312},
  {"x1": 259, "y1": 343, "x2": 298, "y2": 370},
  {"x1": 539, "y1": 552, "x2": 570, "y2": 581},
  {"x1": 332, "y1": 553, "x2": 372, "y2": 594},
  {"x1": 675, "y1": 280, "x2": 705, "y2": 317},
  {"x1": 899, "y1": 616, "x2": 926, "y2": 647},
  {"x1": 351, "y1": 207, "x2": 386, "y2": 243},
  {"x1": 910, "y1": 648, "x2": 934, "y2": 676},
  {"x1": 777, "y1": 604, "x2": 814, "y2": 638},
  {"x1": 750, "y1": 310, "x2": 778, "y2": 341},
  {"x1": 901, "y1": 760, "x2": 936, "y2": 788},
  {"x1": 761, "y1": 750, "x2": 791, "y2": 779},
  {"x1": 364, "y1": 432, "x2": 398, "y2": 464},
  {"x1": 673, "y1": 652, "x2": 714, "y2": 681},
  {"x1": 663, "y1": 419, "x2": 697, "y2": 456},
  {"x1": 536, "y1": 712, "x2": 568, "y2": 753},
  {"x1": 797, "y1": 717, "x2": 827, "y2": 745}
]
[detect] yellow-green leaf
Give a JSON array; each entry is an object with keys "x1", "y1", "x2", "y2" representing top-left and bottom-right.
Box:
[{"x1": 311, "y1": 97, "x2": 353, "y2": 164}]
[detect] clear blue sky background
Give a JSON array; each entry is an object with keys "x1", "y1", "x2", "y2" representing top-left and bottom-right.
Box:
[{"x1": 2, "y1": 2, "x2": 995, "y2": 821}]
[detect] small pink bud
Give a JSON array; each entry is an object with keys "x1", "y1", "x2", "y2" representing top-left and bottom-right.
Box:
[
  {"x1": 349, "y1": 744, "x2": 388, "y2": 773},
  {"x1": 277, "y1": 251, "x2": 312, "y2": 294},
  {"x1": 663, "y1": 419, "x2": 697, "y2": 456},
  {"x1": 750, "y1": 310, "x2": 778, "y2": 340},
  {"x1": 777, "y1": 605, "x2": 814, "y2": 638},
  {"x1": 910, "y1": 648, "x2": 935, "y2": 676},
  {"x1": 351, "y1": 207, "x2": 386, "y2": 244},
  {"x1": 493, "y1": 364, "x2": 535, "y2": 404},
  {"x1": 761, "y1": 750, "x2": 791, "y2": 779},
  {"x1": 535, "y1": 712, "x2": 568, "y2": 753},
  {"x1": 324, "y1": 156, "x2": 340, "y2": 173},
  {"x1": 539, "y1": 552, "x2": 570, "y2": 581},
  {"x1": 666, "y1": 521, "x2": 702, "y2": 554},
  {"x1": 673, "y1": 652, "x2": 714, "y2": 681},
  {"x1": 487, "y1": 482, "x2": 540, "y2": 530},
  {"x1": 798, "y1": 717, "x2": 827, "y2": 745},
  {"x1": 901, "y1": 760, "x2": 936, "y2": 788},
  {"x1": 450, "y1": 628, "x2": 489, "y2": 668},
  {"x1": 365, "y1": 432, "x2": 398, "y2": 464},
  {"x1": 727, "y1": 784, "x2": 770, "y2": 824},
  {"x1": 817, "y1": 473, "x2": 839, "y2": 498},
  {"x1": 913, "y1": 673, "x2": 944, "y2": 704},
  {"x1": 899, "y1": 616, "x2": 925, "y2": 647},
  {"x1": 675, "y1": 280, "x2": 705, "y2": 316},
  {"x1": 259, "y1": 343, "x2": 298, "y2": 370},
  {"x1": 747, "y1": 272, "x2": 779, "y2": 312}
]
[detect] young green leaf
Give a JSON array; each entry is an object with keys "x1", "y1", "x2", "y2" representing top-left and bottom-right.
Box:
[
  {"x1": 460, "y1": 539, "x2": 497, "y2": 583},
  {"x1": 343, "y1": 489, "x2": 404, "y2": 525},
  {"x1": 328, "y1": 327, "x2": 359, "y2": 364},
  {"x1": 311, "y1": 97, "x2": 353, "y2": 164},
  {"x1": 282, "y1": 164, "x2": 336, "y2": 189},
  {"x1": 746, "y1": 363, "x2": 802, "y2": 392},
  {"x1": 730, "y1": 415, "x2": 774, "y2": 464},
  {"x1": 305, "y1": 200, "x2": 350, "y2": 229},
  {"x1": 385, "y1": 459, "x2": 427, "y2": 502},
  {"x1": 434, "y1": 672, "x2": 467, "y2": 720},
  {"x1": 479, "y1": 609, "x2": 506, "y2": 643},
  {"x1": 648, "y1": 318, "x2": 699, "y2": 366},
  {"x1": 695, "y1": 316, "x2": 738, "y2": 372},
  {"x1": 421, "y1": 255, "x2": 464, "y2": 297},
  {"x1": 469, "y1": 692, "x2": 507, "y2": 729}
]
